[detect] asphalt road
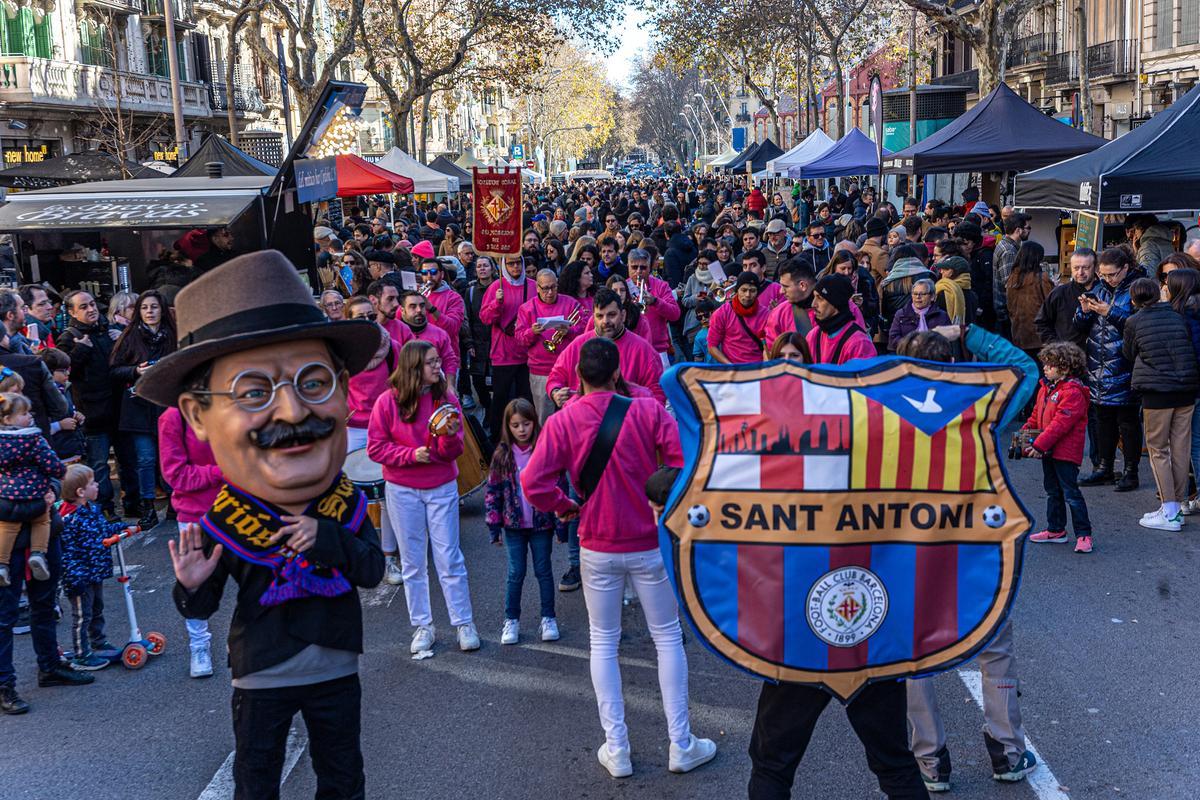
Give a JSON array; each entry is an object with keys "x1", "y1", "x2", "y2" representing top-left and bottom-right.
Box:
[{"x1": 3, "y1": 451, "x2": 1197, "y2": 799}]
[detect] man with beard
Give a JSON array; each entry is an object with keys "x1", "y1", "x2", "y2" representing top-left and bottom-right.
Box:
[
  {"x1": 143, "y1": 251, "x2": 384, "y2": 798},
  {"x1": 764, "y1": 261, "x2": 818, "y2": 344},
  {"x1": 546, "y1": 288, "x2": 664, "y2": 408},
  {"x1": 480, "y1": 255, "x2": 534, "y2": 440},
  {"x1": 194, "y1": 227, "x2": 240, "y2": 274},
  {"x1": 398, "y1": 291, "x2": 458, "y2": 387},
  {"x1": 596, "y1": 239, "x2": 625, "y2": 281},
  {"x1": 418, "y1": 257, "x2": 465, "y2": 362}
]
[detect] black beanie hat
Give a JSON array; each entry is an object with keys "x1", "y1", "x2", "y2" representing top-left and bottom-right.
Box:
[
  {"x1": 814, "y1": 273, "x2": 854, "y2": 311},
  {"x1": 865, "y1": 217, "x2": 889, "y2": 239}
]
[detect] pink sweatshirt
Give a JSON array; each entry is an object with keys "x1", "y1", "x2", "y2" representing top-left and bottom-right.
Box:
[
  {"x1": 367, "y1": 390, "x2": 464, "y2": 489},
  {"x1": 479, "y1": 276, "x2": 534, "y2": 366},
  {"x1": 764, "y1": 300, "x2": 864, "y2": 346},
  {"x1": 758, "y1": 280, "x2": 784, "y2": 310},
  {"x1": 425, "y1": 285, "x2": 466, "y2": 358},
  {"x1": 157, "y1": 407, "x2": 222, "y2": 524},
  {"x1": 585, "y1": 311, "x2": 651, "y2": 341},
  {"x1": 516, "y1": 295, "x2": 585, "y2": 376},
  {"x1": 411, "y1": 322, "x2": 458, "y2": 383},
  {"x1": 806, "y1": 322, "x2": 877, "y2": 364},
  {"x1": 635, "y1": 276, "x2": 681, "y2": 353},
  {"x1": 708, "y1": 301, "x2": 770, "y2": 364},
  {"x1": 546, "y1": 328, "x2": 666, "y2": 405},
  {"x1": 383, "y1": 317, "x2": 414, "y2": 348},
  {"x1": 521, "y1": 391, "x2": 682, "y2": 552},
  {"x1": 347, "y1": 334, "x2": 401, "y2": 428}
]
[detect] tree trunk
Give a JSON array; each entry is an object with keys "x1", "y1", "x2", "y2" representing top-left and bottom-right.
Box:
[
  {"x1": 830, "y1": 42, "x2": 845, "y2": 138},
  {"x1": 1075, "y1": 0, "x2": 1092, "y2": 133},
  {"x1": 976, "y1": 9, "x2": 1004, "y2": 95},
  {"x1": 225, "y1": 37, "x2": 239, "y2": 146},
  {"x1": 420, "y1": 90, "x2": 432, "y2": 161}
]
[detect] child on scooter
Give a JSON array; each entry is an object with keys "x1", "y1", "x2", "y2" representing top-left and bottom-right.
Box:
[
  {"x1": 0, "y1": 392, "x2": 65, "y2": 587},
  {"x1": 60, "y1": 463, "x2": 130, "y2": 671}
]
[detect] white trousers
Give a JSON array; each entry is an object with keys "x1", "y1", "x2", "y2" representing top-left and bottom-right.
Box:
[
  {"x1": 580, "y1": 546, "x2": 692, "y2": 750},
  {"x1": 346, "y1": 427, "x2": 397, "y2": 553},
  {"x1": 385, "y1": 480, "x2": 474, "y2": 628},
  {"x1": 528, "y1": 373, "x2": 555, "y2": 423}
]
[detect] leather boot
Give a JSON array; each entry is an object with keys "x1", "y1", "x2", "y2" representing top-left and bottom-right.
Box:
[
  {"x1": 1079, "y1": 459, "x2": 1115, "y2": 486},
  {"x1": 1114, "y1": 466, "x2": 1140, "y2": 492}
]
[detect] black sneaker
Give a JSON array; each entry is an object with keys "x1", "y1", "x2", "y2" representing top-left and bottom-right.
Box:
[
  {"x1": 13, "y1": 605, "x2": 30, "y2": 635},
  {"x1": 37, "y1": 661, "x2": 95, "y2": 687},
  {"x1": 922, "y1": 745, "x2": 952, "y2": 793},
  {"x1": 0, "y1": 685, "x2": 29, "y2": 714},
  {"x1": 138, "y1": 507, "x2": 160, "y2": 530},
  {"x1": 558, "y1": 565, "x2": 581, "y2": 592}
]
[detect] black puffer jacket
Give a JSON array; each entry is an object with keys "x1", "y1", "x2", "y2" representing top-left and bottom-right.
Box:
[
  {"x1": 1122, "y1": 302, "x2": 1200, "y2": 395},
  {"x1": 57, "y1": 320, "x2": 118, "y2": 432},
  {"x1": 110, "y1": 323, "x2": 174, "y2": 434}
]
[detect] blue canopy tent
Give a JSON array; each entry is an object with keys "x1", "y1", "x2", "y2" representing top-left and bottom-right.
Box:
[{"x1": 788, "y1": 128, "x2": 891, "y2": 179}]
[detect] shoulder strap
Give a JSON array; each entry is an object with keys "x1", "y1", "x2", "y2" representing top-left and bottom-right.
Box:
[
  {"x1": 735, "y1": 309, "x2": 763, "y2": 347},
  {"x1": 577, "y1": 394, "x2": 632, "y2": 502},
  {"x1": 830, "y1": 324, "x2": 865, "y2": 363},
  {"x1": 384, "y1": 342, "x2": 396, "y2": 376}
]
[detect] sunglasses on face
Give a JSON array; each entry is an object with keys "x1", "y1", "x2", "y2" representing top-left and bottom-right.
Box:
[
  {"x1": 809, "y1": 232, "x2": 826, "y2": 239},
  {"x1": 419, "y1": 269, "x2": 440, "y2": 276}
]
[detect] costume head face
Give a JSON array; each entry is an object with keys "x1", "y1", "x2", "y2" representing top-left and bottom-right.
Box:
[{"x1": 179, "y1": 339, "x2": 349, "y2": 510}]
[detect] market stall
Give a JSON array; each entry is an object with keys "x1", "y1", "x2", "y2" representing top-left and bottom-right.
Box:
[
  {"x1": 762, "y1": 130, "x2": 835, "y2": 178},
  {"x1": 334, "y1": 154, "x2": 415, "y2": 196},
  {"x1": 376, "y1": 147, "x2": 460, "y2": 194},
  {"x1": 172, "y1": 135, "x2": 276, "y2": 178},
  {"x1": 722, "y1": 141, "x2": 761, "y2": 173},
  {"x1": 787, "y1": 128, "x2": 892, "y2": 180},
  {"x1": 428, "y1": 155, "x2": 472, "y2": 189}
]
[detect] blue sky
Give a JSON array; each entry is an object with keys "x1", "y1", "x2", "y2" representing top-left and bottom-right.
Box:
[{"x1": 602, "y1": 8, "x2": 650, "y2": 91}]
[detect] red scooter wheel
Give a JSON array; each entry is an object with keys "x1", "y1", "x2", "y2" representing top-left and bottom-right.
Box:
[
  {"x1": 146, "y1": 632, "x2": 166, "y2": 656},
  {"x1": 122, "y1": 643, "x2": 147, "y2": 669}
]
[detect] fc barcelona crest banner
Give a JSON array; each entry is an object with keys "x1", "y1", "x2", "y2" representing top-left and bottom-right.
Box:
[
  {"x1": 659, "y1": 358, "x2": 1032, "y2": 702},
  {"x1": 471, "y1": 167, "x2": 522, "y2": 259}
]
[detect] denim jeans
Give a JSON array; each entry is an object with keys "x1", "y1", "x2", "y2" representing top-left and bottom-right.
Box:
[
  {"x1": 85, "y1": 431, "x2": 115, "y2": 510},
  {"x1": 0, "y1": 535, "x2": 63, "y2": 686},
  {"x1": 504, "y1": 527, "x2": 555, "y2": 620},
  {"x1": 566, "y1": 484, "x2": 581, "y2": 569},
  {"x1": 131, "y1": 433, "x2": 158, "y2": 502},
  {"x1": 1042, "y1": 457, "x2": 1092, "y2": 536},
  {"x1": 232, "y1": 673, "x2": 364, "y2": 800}
]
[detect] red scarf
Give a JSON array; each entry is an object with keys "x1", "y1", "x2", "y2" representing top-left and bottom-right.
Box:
[{"x1": 732, "y1": 297, "x2": 759, "y2": 317}]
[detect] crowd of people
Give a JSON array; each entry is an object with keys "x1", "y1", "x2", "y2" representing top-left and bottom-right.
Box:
[{"x1": 2, "y1": 170, "x2": 1199, "y2": 800}]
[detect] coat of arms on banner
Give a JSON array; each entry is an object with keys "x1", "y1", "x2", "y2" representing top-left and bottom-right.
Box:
[{"x1": 660, "y1": 359, "x2": 1031, "y2": 702}]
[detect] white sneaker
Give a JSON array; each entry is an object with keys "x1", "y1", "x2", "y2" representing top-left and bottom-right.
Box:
[
  {"x1": 669, "y1": 734, "x2": 717, "y2": 773},
  {"x1": 1140, "y1": 509, "x2": 1183, "y2": 532},
  {"x1": 383, "y1": 556, "x2": 403, "y2": 586},
  {"x1": 501, "y1": 619, "x2": 519, "y2": 645},
  {"x1": 0, "y1": 564, "x2": 9, "y2": 588},
  {"x1": 458, "y1": 622, "x2": 481, "y2": 651},
  {"x1": 540, "y1": 616, "x2": 560, "y2": 641},
  {"x1": 27, "y1": 552, "x2": 49, "y2": 581},
  {"x1": 410, "y1": 625, "x2": 435, "y2": 653},
  {"x1": 189, "y1": 645, "x2": 213, "y2": 678},
  {"x1": 597, "y1": 742, "x2": 633, "y2": 778}
]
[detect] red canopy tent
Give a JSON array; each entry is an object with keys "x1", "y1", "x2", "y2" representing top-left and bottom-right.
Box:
[{"x1": 334, "y1": 154, "x2": 414, "y2": 196}]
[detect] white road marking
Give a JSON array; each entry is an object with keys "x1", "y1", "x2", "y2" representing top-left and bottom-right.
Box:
[
  {"x1": 523, "y1": 641, "x2": 659, "y2": 671},
  {"x1": 957, "y1": 670, "x2": 1070, "y2": 800},
  {"x1": 361, "y1": 584, "x2": 401, "y2": 608},
  {"x1": 197, "y1": 726, "x2": 307, "y2": 800}
]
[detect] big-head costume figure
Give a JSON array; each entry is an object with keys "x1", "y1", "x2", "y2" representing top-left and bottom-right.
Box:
[{"x1": 138, "y1": 251, "x2": 385, "y2": 800}]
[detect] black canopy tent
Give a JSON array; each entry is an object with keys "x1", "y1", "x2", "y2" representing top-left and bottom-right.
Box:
[
  {"x1": 428, "y1": 155, "x2": 472, "y2": 189},
  {"x1": 1016, "y1": 83, "x2": 1200, "y2": 213},
  {"x1": 0, "y1": 151, "x2": 164, "y2": 189},
  {"x1": 745, "y1": 139, "x2": 785, "y2": 173},
  {"x1": 172, "y1": 134, "x2": 276, "y2": 177},
  {"x1": 884, "y1": 83, "x2": 1106, "y2": 175},
  {"x1": 723, "y1": 141, "x2": 761, "y2": 173}
]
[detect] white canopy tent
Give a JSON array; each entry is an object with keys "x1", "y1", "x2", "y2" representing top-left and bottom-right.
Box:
[
  {"x1": 706, "y1": 147, "x2": 740, "y2": 170},
  {"x1": 376, "y1": 147, "x2": 460, "y2": 193},
  {"x1": 763, "y1": 129, "x2": 836, "y2": 177}
]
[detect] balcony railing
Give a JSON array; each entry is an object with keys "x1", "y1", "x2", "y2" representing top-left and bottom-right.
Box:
[
  {"x1": 0, "y1": 55, "x2": 210, "y2": 117},
  {"x1": 1046, "y1": 51, "x2": 1073, "y2": 84},
  {"x1": 207, "y1": 60, "x2": 265, "y2": 113},
  {"x1": 931, "y1": 68, "x2": 979, "y2": 93},
  {"x1": 1046, "y1": 39, "x2": 1135, "y2": 84},
  {"x1": 80, "y1": 0, "x2": 143, "y2": 13},
  {"x1": 142, "y1": 0, "x2": 195, "y2": 25},
  {"x1": 1007, "y1": 33, "x2": 1057, "y2": 68}
]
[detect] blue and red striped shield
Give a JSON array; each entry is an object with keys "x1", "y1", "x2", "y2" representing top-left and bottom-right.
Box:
[{"x1": 660, "y1": 358, "x2": 1030, "y2": 702}]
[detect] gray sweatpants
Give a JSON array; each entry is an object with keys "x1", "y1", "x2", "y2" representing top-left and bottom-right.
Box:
[{"x1": 906, "y1": 620, "x2": 1026, "y2": 775}]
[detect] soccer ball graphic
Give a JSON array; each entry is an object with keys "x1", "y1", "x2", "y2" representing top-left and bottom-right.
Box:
[
  {"x1": 687, "y1": 504, "x2": 711, "y2": 527},
  {"x1": 982, "y1": 505, "x2": 1006, "y2": 528}
]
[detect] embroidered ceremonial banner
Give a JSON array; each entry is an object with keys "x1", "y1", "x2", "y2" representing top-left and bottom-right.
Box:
[
  {"x1": 471, "y1": 167, "x2": 522, "y2": 258},
  {"x1": 660, "y1": 359, "x2": 1031, "y2": 702}
]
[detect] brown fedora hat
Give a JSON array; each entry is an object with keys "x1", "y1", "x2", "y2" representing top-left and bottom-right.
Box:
[{"x1": 136, "y1": 249, "x2": 381, "y2": 407}]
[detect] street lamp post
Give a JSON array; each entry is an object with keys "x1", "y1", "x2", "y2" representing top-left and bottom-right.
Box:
[
  {"x1": 678, "y1": 112, "x2": 699, "y2": 169},
  {"x1": 683, "y1": 104, "x2": 708, "y2": 160},
  {"x1": 694, "y1": 92, "x2": 727, "y2": 149}
]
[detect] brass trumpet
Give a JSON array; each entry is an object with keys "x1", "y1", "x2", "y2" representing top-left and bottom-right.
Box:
[
  {"x1": 634, "y1": 279, "x2": 650, "y2": 312},
  {"x1": 542, "y1": 307, "x2": 581, "y2": 352},
  {"x1": 711, "y1": 278, "x2": 737, "y2": 303},
  {"x1": 417, "y1": 282, "x2": 432, "y2": 298}
]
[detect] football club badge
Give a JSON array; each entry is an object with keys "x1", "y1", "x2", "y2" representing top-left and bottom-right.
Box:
[{"x1": 659, "y1": 358, "x2": 1032, "y2": 702}]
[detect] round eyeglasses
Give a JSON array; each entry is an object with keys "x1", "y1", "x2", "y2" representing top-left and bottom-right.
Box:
[{"x1": 190, "y1": 362, "x2": 339, "y2": 412}]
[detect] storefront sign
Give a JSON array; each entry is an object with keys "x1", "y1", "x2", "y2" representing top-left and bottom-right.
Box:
[
  {"x1": 294, "y1": 157, "x2": 338, "y2": 203},
  {"x1": 2, "y1": 144, "x2": 52, "y2": 165},
  {"x1": 0, "y1": 194, "x2": 260, "y2": 229},
  {"x1": 471, "y1": 167, "x2": 522, "y2": 258},
  {"x1": 152, "y1": 147, "x2": 180, "y2": 164}
]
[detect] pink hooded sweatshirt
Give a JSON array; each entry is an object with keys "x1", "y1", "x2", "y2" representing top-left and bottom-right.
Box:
[
  {"x1": 479, "y1": 275, "x2": 534, "y2": 366},
  {"x1": 764, "y1": 299, "x2": 865, "y2": 348},
  {"x1": 367, "y1": 390, "x2": 464, "y2": 489},
  {"x1": 634, "y1": 275, "x2": 681, "y2": 353},
  {"x1": 521, "y1": 392, "x2": 682, "y2": 553},
  {"x1": 347, "y1": 329, "x2": 402, "y2": 429},
  {"x1": 516, "y1": 294, "x2": 585, "y2": 376},
  {"x1": 806, "y1": 322, "x2": 877, "y2": 364},
  {"x1": 157, "y1": 407, "x2": 221, "y2": 524},
  {"x1": 546, "y1": 328, "x2": 665, "y2": 405},
  {"x1": 425, "y1": 285, "x2": 466, "y2": 358},
  {"x1": 708, "y1": 300, "x2": 770, "y2": 364}
]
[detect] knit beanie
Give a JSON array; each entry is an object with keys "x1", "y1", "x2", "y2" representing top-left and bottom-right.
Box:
[{"x1": 814, "y1": 274, "x2": 854, "y2": 312}]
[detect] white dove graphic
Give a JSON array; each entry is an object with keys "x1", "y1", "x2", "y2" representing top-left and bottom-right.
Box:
[{"x1": 903, "y1": 388, "x2": 942, "y2": 414}]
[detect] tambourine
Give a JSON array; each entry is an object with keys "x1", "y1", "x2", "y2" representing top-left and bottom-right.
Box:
[{"x1": 428, "y1": 403, "x2": 461, "y2": 437}]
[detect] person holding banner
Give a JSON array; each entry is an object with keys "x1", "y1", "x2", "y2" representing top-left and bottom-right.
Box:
[
  {"x1": 480, "y1": 257, "x2": 533, "y2": 440},
  {"x1": 521, "y1": 337, "x2": 717, "y2": 779},
  {"x1": 516, "y1": 269, "x2": 584, "y2": 422}
]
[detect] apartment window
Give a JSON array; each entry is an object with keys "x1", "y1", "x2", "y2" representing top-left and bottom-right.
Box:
[
  {"x1": 78, "y1": 20, "x2": 112, "y2": 67},
  {"x1": 1182, "y1": 0, "x2": 1199, "y2": 44},
  {"x1": 4, "y1": 8, "x2": 51, "y2": 58},
  {"x1": 1157, "y1": 0, "x2": 1175, "y2": 48}
]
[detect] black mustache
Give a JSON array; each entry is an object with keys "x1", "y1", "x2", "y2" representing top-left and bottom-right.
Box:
[{"x1": 249, "y1": 416, "x2": 337, "y2": 450}]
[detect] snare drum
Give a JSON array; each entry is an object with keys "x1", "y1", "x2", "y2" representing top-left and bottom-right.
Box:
[{"x1": 344, "y1": 448, "x2": 385, "y2": 528}]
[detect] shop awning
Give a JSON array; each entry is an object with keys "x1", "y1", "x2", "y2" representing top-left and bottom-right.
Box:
[
  {"x1": 374, "y1": 147, "x2": 459, "y2": 193},
  {"x1": 0, "y1": 176, "x2": 272, "y2": 230},
  {"x1": 335, "y1": 154, "x2": 415, "y2": 196}
]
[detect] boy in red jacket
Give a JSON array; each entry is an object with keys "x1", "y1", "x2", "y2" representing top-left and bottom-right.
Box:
[{"x1": 1024, "y1": 342, "x2": 1094, "y2": 553}]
